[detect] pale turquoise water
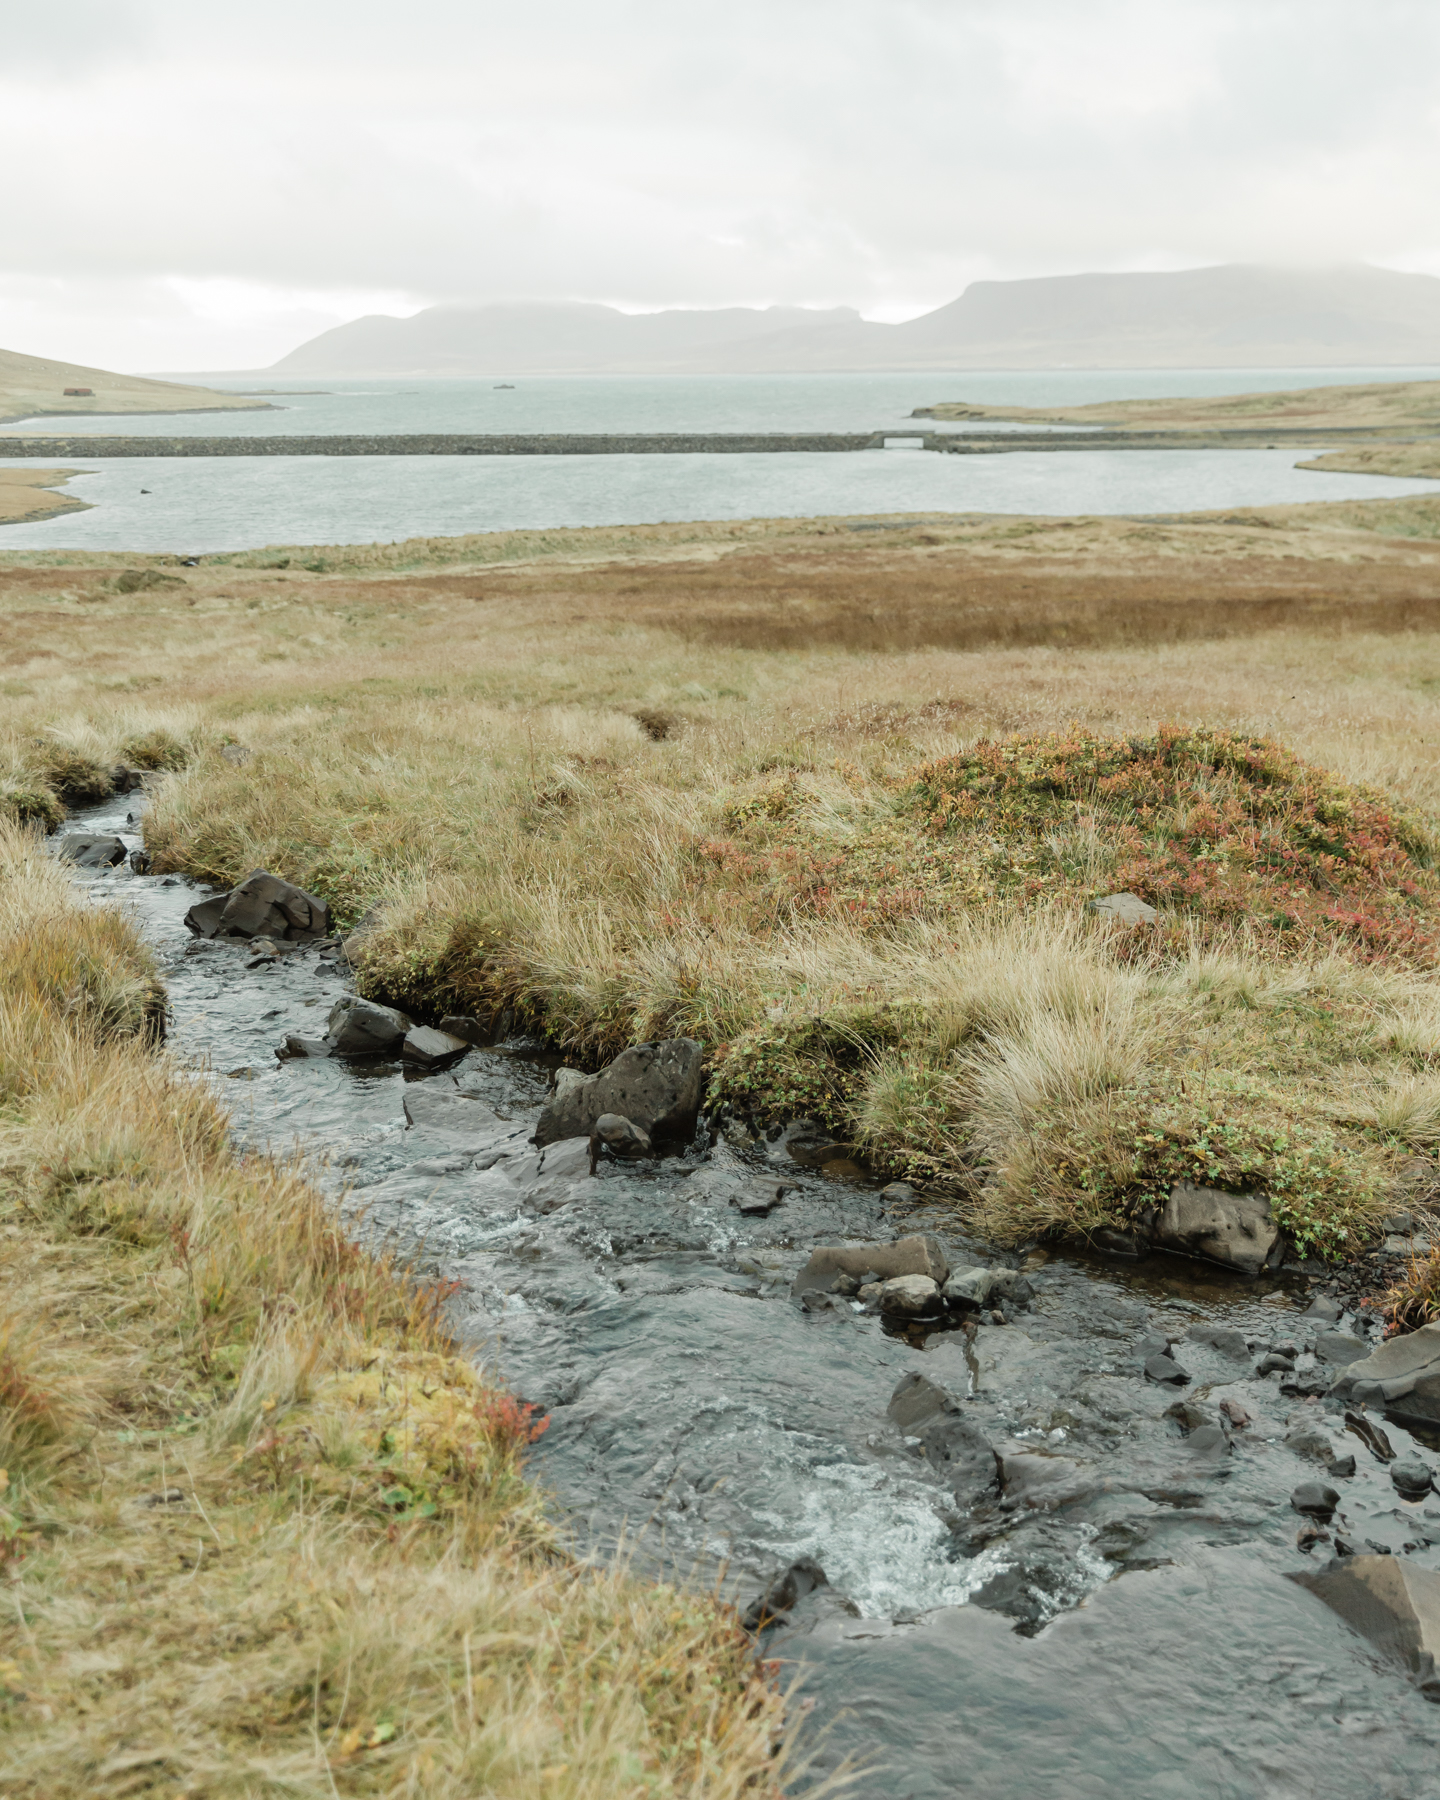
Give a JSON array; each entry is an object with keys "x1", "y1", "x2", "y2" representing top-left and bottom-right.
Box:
[
  {"x1": 6, "y1": 365, "x2": 1440, "y2": 438},
  {"x1": 2, "y1": 369, "x2": 1437, "y2": 551}
]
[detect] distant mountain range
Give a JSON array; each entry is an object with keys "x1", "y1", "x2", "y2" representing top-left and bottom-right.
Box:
[{"x1": 269, "y1": 265, "x2": 1440, "y2": 378}]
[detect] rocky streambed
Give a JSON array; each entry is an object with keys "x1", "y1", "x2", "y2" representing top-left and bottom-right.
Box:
[{"x1": 53, "y1": 792, "x2": 1440, "y2": 1800}]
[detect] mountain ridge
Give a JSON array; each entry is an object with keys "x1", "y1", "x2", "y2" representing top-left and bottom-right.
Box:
[{"x1": 269, "y1": 265, "x2": 1440, "y2": 378}]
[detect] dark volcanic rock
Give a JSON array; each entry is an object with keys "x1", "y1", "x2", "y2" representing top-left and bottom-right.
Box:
[
  {"x1": 742, "y1": 1557, "x2": 828, "y2": 1632},
  {"x1": 1393, "y1": 1458, "x2": 1436, "y2": 1501},
  {"x1": 887, "y1": 1372, "x2": 999, "y2": 1509},
  {"x1": 1153, "y1": 1183, "x2": 1284, "y2": 1274},
  {"x1": 325, "y1": 995, "x2": 412, "y2": 1056},
  {"x1": 1291, "y1": 1555, "x2": 1440, "y2": 1696},
  {"x1": 401, "y1": 1025, "x2": 470, "y2": 1069},
  {"x1": 1144, "y1": 1354, "x2": 1190, "y2": 1386},
  {"x1": 1291, "y1": 1481, "x2": 1341, "y2": 1519},
  {"x1": 57, "y1": 833, "x2": 127, "y2": 869},
  {"x1": 1330, "y1": 1323, "x2": 1440, "y2": 1427},
  {"x1": 534, "y1": 1039, "x2": 703, "y2": 1146}
]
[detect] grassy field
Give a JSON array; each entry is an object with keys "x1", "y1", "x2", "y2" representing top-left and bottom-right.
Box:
[
  {"x1": 5, "y1": 496, "x2": 1440, "y2": 1282},
  {"x1": 915, "y1": 375, "x2": 1440, "y2": 432},
  {"x1": 0, "y1": 813, "x2": 786, "y2": 1797}
]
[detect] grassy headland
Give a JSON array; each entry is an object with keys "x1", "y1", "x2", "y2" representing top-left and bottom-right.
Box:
[
  {"x1": 6, "y1": 498, "x2": 1440, "y2": 1285},
  {"x1": 0, "y1": 467, "x2": 88, "y2": 526},
  {"x1": 0, "y1": 813, "x2": 783, "y2": 1796},
  {"x1": 0, "y1": 345, "x2": 270, "y2": 426},
  {"x1": 914, "y1": 376, "x2": 1440, "y2": 433}
]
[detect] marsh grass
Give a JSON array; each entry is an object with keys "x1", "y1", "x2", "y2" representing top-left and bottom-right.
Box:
[
  {"x1": 7, "y1": 503, "x2": 1440, "y2": 1280},
  {"x1": 0, "y1": 817, "x2": 785, "y2": 1797}
]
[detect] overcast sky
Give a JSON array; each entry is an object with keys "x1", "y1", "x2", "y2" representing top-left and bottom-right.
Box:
[{"x1": 4, "y1": 0, "x2": 1439, "y2": 371}]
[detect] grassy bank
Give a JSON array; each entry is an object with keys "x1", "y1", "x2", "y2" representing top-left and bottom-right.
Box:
[
  {"x1": 0, "y1": 815, "x2": 783, "y2": 1797},
  {"x1": 6, "y1": 499, "x2": 1440, "y2": 1281}
]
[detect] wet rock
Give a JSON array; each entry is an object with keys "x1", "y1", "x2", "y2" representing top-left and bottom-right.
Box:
[
  {"x1": 402, "y1": 1025, "x2": 470, "y2": 1069},
  {"x1": 534, "y1": 1038, "x2": 703, "y2": 1147},
  {"x1": 1258, "y1": 1351, "x2": 1297, "y2": 1377},
  {"x1": 1296, "y1": 1520, "x2": 1332, "y2": 1553},
  {"x1": 1090, "y1": 891, "x2": 1157, "y2": 925},
  {"x1": 438, "y1": 1015, "x2": 487, "y2": 1045},
  {"x1": 1090, "y1": 1226, "x2": 1147, "y2": 1259},
  {"x1": 183, "y1": 894, "x2": 229, "y2": 937},
  {"x1": 325, "y1": 995, "x2": 412, "y2": 1056},
  {"x1": 1164, "y1": 1399, "x2": 1214, "y2": 1434},
  {"x1": 1186, "y1": 1425, "x2": 1231, "y2": 1455},
  {"x1": 1185, "y1": 1322, "x2": 1250, "y2": 1359},
  {"x1": 1144, "y1": 1354, "x2": 1190, "y2": 1386},
  {"x1": 1314, "y1": 1331, "x2": 1367, "y2": 1366},
  {"x1": 109, "y1": 763, "x2": 146, "y2": 793},
  {"x1": 875, "y1": 1274, "x2": 941, "y2": 1316},
  {"x1": 1153, "y1": 1183, "x2": 1284, "y2": 1274},
  {"x1": 886, "y1": 1373, "x2": 999, "y2": 1508},
  {"x1": 1328, "y1": 1453, "x2": 1358, "y2": 1479},
  {"x1": 213, "y1": 869, "x2": 332, "y2": 941},
  {"x1": 988, "y1": 1269, "x2": 1035, "y2": 1306},
  {"x1": 943, "y1": 1268, "x2": 998, "y2": 1309},
  {"x1": 998, "y1": 1446, "x2": 1087, "y2": 1508},
  {"x1": 527, "y1": 1136, "x2": 596, "y2": 1212},
  {"x1": 733, "y1": 1179, "x2": 788, "y2": 1216},
  {"x1": 1291, "y1": 1481, "x2": 1341, "y2": 1519},
  {"x1": 57, "y1": 833, "x2": 127, "y2": 869},
  {"x1": 1330, "y1": 1321, "x2": 1440, "y2": 1426},
  {"x1": 1291, "y1": 1555, "x2": 1440, "y2": 1697},
  {"x1": 1219, "y1": 1398, "x2": 1254, "y2": 1430},
  {"x1": 741, "y1": 1557, "x2": 828, "y2": 1633},
  {"x1": 1344, "y1": 1410, "x2": 1396, "y2": 1464},
  {"x1": 791, "y1": 1234, "x2": 947, "y2": 1297},
  {"x1": 127, "y1": 846, "x2": 153, "y2": 874},
  {"x1": 402, "y1": 1087, "x2": 508, "y2": 1145},
  {"x1": 1284, "y1": 1425, "x2": 1336, "y2": 1464},
  {"x1": 1393, "y1": 1458, "x2": 1436, "y2": 1501},
  {"x1": 280, "y1": 1033, "x2": 331, "y2": 1058},
  {"x1": 590, "y1": 1112, "x2": 652, "y2": 1159},
  {"x1": 1304, "y1": 1294, "x2": 1344, "y2": 1323},
  {"x1": 880, "y1": 1180, "x2": 917, "y2": 1204},
  {"x1": 765, "y1": 1119, "x2": 848, "y2": 1167}
]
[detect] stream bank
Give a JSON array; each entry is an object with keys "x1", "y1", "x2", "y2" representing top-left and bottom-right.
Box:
[{"x1": 57, "y1": 792, "x2": 1440, "y2": 1799}]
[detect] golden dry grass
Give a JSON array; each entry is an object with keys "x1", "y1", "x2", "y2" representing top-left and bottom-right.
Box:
[
  {"x1": 4, "y1": 498, "x2": 1440, "y2": 1269},
  {"x1": 0, "y1": 345, "x2": 267, "y2": 425},
  {"x1": 0, "y1": 467, "x2": 89, "y2": 526},
  {"x1": 918, "y1": 376, "x2": 1440, "y2": 432},
  {"x1": 0, "y1": 817, "x2": 786, "y2": 1797},
  {"x1": 1298, "y1": 445, "x2": 1440, "y2": 480}
]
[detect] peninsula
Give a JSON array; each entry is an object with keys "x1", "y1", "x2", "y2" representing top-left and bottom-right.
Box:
[{"x1": 0, "y1": 346, "x2": 271, "y2": 426}]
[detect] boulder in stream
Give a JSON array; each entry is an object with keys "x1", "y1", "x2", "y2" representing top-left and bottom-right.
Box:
[
  {"x1": 792, "y1": 1233, "x2": 947, "y2": 1297},
  {"x1": 1152, "y1": 1183, "x2": 1284, "y2": 1274},
  {"x1": 1291, "y1": 1555, "x2": 1440, "y2": 1697},
  {"x1": 57, "y1": 833, "x2": 127, "y2": 869},
  {"x1": 534, "y1": 1039, "x2": 703, "y2": 1147},
  {"x1": 887, "y1": 1373, "x2": 1000, "y2": 1509},
  {"x1": 325, "y1": 995, "x2": 412, "y2": 1056},
  {"x1": 184, "y1": 868, "x2": 332, "y2": 942},
  {"x1": 869, "y1": 1273, "x2": 941, "y2": 1315},
  {"x1": 1329, "y1": 1321, "x2": 1440, "y2": 1426},
  {"x1": 402, "y1": 1025, "x2": 469, "y2": 1069},
  {"x1": 590, "y1": 1112, "x2": 652, "y2": 1158},
  {"x1": 741, "y1": 1557, "x2": 829, "y2": 1633}
]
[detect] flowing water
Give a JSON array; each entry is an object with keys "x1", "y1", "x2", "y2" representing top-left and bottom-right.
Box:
[{"x1": 57, "y1": 792, "x2": 1440, "y2": 1799}]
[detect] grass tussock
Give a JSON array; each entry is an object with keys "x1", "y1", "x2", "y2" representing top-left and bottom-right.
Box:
[{"x1": 0, "y1": 815, "x2": 783, "y2": 1798}]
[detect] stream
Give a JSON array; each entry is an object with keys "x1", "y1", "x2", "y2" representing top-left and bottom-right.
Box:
[{"x1": 56, "y1": 791, "x2": 1440, "y2": 1799}]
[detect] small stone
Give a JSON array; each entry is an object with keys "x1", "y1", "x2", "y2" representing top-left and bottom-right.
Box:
[
  {"x1": 1314, "y1": 1332, "x2": 1368, "y2": 1366},
  {"x1": 741, "y1": 1558, "x2": 828, "y2": 1633},
  {"x1": 880, "y1": 1180, "x2": 917, "y2": 1204},
  {"x1": 1187, "y1": 1426, "x2": 1231, "y2": 1454},
  {"x1": 1186, "y1": 1323, "x2": 1251, "y2": 1359},
  {"x1": 1145, "y1": 1354, "x2": 1190, "y2": 1386},
  {"x1": 1392, "y1": 1458, "x2": 1436, "y2": 1501},
  {"x1": 1219, "y1": 1398, "x2": 1254, "y2": 1429},
  {"x1": 1164, "y1": 1399, "x2": 1213, "y2": 1433},
  {"x1": 280, "y1": 1034, "x2": 331, "y2": 1058},
  {"x1": 876, "y1": 1274, "x2": 941, "y2": 1316},
  {"x1": 1291, "y1": 1481, "x2": 1341, "y2": 1519},
  {"x1": 325, "y1": 995, "x2": 412, "y2": 1056},
  {"x1": 734, "y1": 1180, "x2": 788, "y2": 1216},
  {"x1": 438, "y1": 1015, "x2": 487, "y2": 1045},
  {"x1": 944, "y1": 1268, "x2": 997, "y2": 1309},
  {"x1": 590, "y1": 1112, "x2": 652, "y2": 1158},
  {"x1": 56, "y1": 833, "x2": 127, "y2": 869},
  {"x1": 1303, "y1": 1294, "x2": 1344, "y2": 1322},
  {"x1": 1284, "y1": 1426, "x2": 1335, "y2": 1464},
  {"x1": 1327, "y1": 1454, "x2": 1358, "y2": 1479},
  {"x1": 1258, "y1": 1352, "x2": 1296, "y2": 1376},
  {"x1": 1090, "y1": 891, "x2": 1157, "y2": 925}
]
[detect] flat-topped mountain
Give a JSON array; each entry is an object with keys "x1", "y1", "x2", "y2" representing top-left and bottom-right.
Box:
[
  {"x1": 271, "y1": 266, "x2": 1440, "y2": 377},
  {"x1": 0, "y1": 347, "x2": 269, "y2": 426}
]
